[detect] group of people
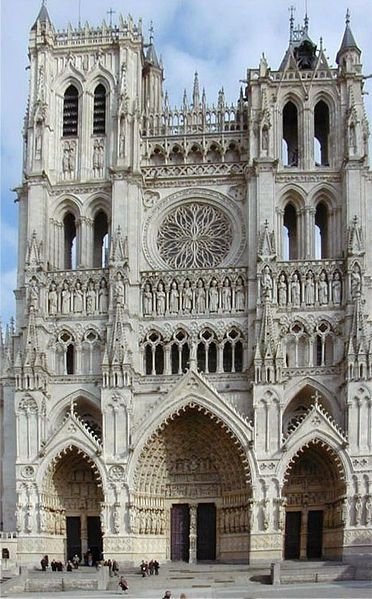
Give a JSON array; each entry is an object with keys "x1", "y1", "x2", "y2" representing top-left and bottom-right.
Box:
[
  {"x1": 103, "y1": 558, "x2": 120, "y2": 576},
  {"x1": 40, "y1": 555, "x2": 66, "y2": 572},
  {"x1": 140, "y1": 558, "x2": 160, "y2": 576}
]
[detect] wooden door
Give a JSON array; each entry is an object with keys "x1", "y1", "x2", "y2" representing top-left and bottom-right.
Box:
[
  {"x1": 171, "y1": 504, "x2": 190, "y2": 561},
  {"x1": 87, "y1": 516, "x2": 102, "y2": 563},
  {"x1": 307, "y1": 510, "x2": 323, "y2": 559},
  {"x1": 66, "y1": 516, "x2": 81, "y2": 560},
  {"x1": 284, "y1": 511, "x2": 301, "y2": 559},
  {"x1": 197, "y1": 503, "x2": 216, "y2": 561}
]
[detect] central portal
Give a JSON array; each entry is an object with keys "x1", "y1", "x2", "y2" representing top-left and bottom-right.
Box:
[
  {"x1": 170, "y1": 503, "x2": 216, "y2": 562},
  {"x1": 134, "y1": 405, "x2": 251, "y2": 562}
]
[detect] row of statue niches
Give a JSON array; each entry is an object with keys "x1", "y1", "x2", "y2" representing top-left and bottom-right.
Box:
[
  {"x1": 260, "y1": 267, "x2": 357, "y2": 307},
  {"x1": 46, "y1": 278, "x2": 109, "y2": 315},
  {"x1": 142, "y1": 276, "x2": 246, "y2": 316}
]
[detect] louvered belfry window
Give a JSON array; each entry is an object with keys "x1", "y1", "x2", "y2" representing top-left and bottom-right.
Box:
[
  {"x1": 93, "y1": 84, "x2": 106, "y2": 134},
  {"x1": 63, "y1": 85, "x2": 79, "y2": 137}
]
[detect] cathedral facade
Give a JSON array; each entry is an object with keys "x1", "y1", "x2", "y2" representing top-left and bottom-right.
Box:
[{"x1": 1, "y1": 5, "x2": 372, "y2": 567}]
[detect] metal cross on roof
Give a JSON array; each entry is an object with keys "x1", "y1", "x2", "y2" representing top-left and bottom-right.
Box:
[{"x1": 107, "y1": 8, "x2": 116, "y2": 27}]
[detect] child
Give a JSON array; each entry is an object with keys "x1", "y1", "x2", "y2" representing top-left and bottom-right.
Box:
[{"x1": 119, "y1": 576, "x2": 128, "y2": 593}]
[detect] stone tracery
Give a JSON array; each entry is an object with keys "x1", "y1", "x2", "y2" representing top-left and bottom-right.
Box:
[{"x1": 157, "y1": 203, "x2": 233, "y2": 269}]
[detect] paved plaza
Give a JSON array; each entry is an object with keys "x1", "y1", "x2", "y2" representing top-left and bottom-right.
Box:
[{"x1": 3, "y1": 579, "x2": 372, "y2": 599}]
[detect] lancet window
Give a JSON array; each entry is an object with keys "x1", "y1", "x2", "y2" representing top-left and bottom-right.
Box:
[
  {"x1": 286, "y1": 322, "x2": 308, "y2": 368},
  {"x1": 63, "y1": 212, "x2": 77, "y2": 270},
  {"x1": 56, "y1": 331, "x2": 75, "y2": 375},
  {"x1": 282, "y1": 101, "x2": 298, "y2": 166},
  {"x1": 93, "y1": 210, "x2": 109, "y2": 268},
  {"x1": 170, "y1": 330, "x2": 190, "y2": 374},
  {"x1": 282, "y1": 203, "x2": 298, "y2": 260},
  {"x1": 222, "y1": 329, "x2": 243, "y2": 372},
  {"x1": 144, "y1": 331, "x2": 164, "y2": 375},
  {"x1": 93, "y1": 84, "x2": 106, "y2": 134},
  {"x1": 314, "y1": 100, "x2": 330, "y2": 166},
  {"x1": 314, "y1": 201, "x2": 329, "y2": 259},
  {"x1": 314, "y1": 322, "x2": 334, "y2": 366},
  {"x1": 81, "y1": 330, "x2": 102, "y2": 375},
  {"x1": 63, "y1": 85, "x2": 79, "y2": 137},
  {"x1": 197, "y1": 330, "x2": 217, "y2": 373}
]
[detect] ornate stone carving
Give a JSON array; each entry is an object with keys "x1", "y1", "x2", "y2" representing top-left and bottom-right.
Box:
[
  {"x1": 109, "y1": 465, "x2": 125, "y2": 481},
  {"x1": 157, "y1": 203, "x2": 232, "y2": 269}
]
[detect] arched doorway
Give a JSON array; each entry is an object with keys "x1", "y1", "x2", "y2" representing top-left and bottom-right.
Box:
[
  {"x1": 283, "y1": 440, "x2": 346, "y2": 560},
  {"x1": 42, "y1": 446, "x2": 104, "y2": 563},
  {"x1": 132, "y1": 405, "x2": 251, "y2": 562}
]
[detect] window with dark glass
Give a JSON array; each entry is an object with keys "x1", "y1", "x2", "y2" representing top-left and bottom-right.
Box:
[
  {"x1": 93, "y1": 84, "x2": 106, "y2": 134},
  {"x1": 63, "y1": 85, "x2": 79, "y2": 137}
]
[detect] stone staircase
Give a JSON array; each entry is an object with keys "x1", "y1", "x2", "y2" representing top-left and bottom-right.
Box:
[{"x1": 277, "y1": 560, "x2": 356, "y2": 584}]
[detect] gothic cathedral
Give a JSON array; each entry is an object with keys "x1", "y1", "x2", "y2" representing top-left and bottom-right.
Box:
[{"x1": 1, "y1": 4, "x2": 372, "y2": 568}]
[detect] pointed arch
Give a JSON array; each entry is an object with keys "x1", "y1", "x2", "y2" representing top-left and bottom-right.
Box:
[
  {"x1": 128, "y1": 375, "x2": 257, "y2": 485},
  {"x1": 36, "y1": 441, "x2": 107, "y2": 493}
]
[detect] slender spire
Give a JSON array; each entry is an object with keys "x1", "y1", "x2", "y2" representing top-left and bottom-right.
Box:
[
  {"x1": 31, "y1": 0, "x2": 52, "y2": 31},
  {"x1": 304, "y1": 0, "x2": 309, "y2": 34},
  {"x1": 336, "y1": 9, "x2": 360, "y2": 65},
  {"x1": 289, "y1": 5, "x2": 295, "y2": 43},
  {"x1": 192, "y1": 72, "x2": 200, "y2": 108},
  {"x1": 145, "y1": 21, "x2": 160, "y2": 68}
]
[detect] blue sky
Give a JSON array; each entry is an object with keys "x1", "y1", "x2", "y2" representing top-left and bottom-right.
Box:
[{"x1": 1, "y1": 0, "x2": 372, "y2": 324}]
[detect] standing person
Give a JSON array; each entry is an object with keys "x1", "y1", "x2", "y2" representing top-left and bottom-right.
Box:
[
  {"x1": 112, "y1": 559, "x2": 119, "y2": 576},
  {"x1": 119, "y1": 576, "x2": 128, "y2": 593},
  {"x1": 40, "y1": 556, "x2": 47, "y2": 571},
  {"x1": 149, "y1": 559, "x2": 154, "y2": 575},
  {"x1": 154, "y1": 559, "x2": 160, "y2": 575},
  {"x1": 140, "y1": 559, "x2": 147, "y2": 577}
]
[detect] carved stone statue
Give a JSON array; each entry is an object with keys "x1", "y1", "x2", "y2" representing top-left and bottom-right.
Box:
[
  {"x1": 61, "y1": 281, "x2": 71, "y2": 314},
  {"x1": 73, "y1": 281, "x2": 83, "y2": 313},
  {"x1": 182, "y1": 279, "x2": 193, "y2": 313},
  {"x1": 98, "y1": 278, "x2": 109, "y2": 313},
  {"x1": 29, "y1": 278, "x2": 39, "y2": 311},
  {"x1": 195, "y1": 279, "x2": 206, "y2": 313},
  {"x1": 354, "y1": 494, "x2": 362, "y2": 525},
  {"x1": 86, "y1": 281, "x2": 96, "y2": 314},
  {"x1": 235, "y1": 277, "x2": 245, "y2": 311},
  {"x1": 291, "y1": 273, "x2": 301, "y2": 307},
  {"x1": 332, "y1": 271, "x2": 342, "y2": 305},
  {"x1": 351, "y1": 265, "x2": 362, "y2": 298},
  {"x1": 156, "y1": 282, "x2": 166, "y2": 316},
  {"x1": 114, "y1": 273, "x2": 125, "y2": 306},
  {"x1": 48, "y1": 282, "x2": 58, "y2": 315},
  {"x1": 209, "y1": 278, "x2": 219, "y2": 312},
  {"x1": 278, "y1": 274, "x2": 287, "y2": 306},
  {"x1": 169, "y1": 281, "x2": 179, "y2": 314},
  {"x1": 305, "y1": 271, "x2": 315, "y2": 306},
  {"x1": 143, "y1": 283, "x2": 153, "y2": 315},
  {"x1": 318, "y1": 271, "x2": 328, "y2": 305},
  {"x1": 261, "y1": 265, "x2": 273, "y2": 301},
  {"x1": 222, "y1": 278, "x2": 232, "y2": 312}
]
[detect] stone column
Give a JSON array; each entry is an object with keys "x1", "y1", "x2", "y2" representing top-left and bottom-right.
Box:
[{"x1": 189, "y1": 504, "x2": 197, "y2": 564}]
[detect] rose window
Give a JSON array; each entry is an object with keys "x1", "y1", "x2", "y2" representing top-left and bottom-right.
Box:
[{"x1": 157, "y1": 203, "x2": 233, "y2": 268}]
